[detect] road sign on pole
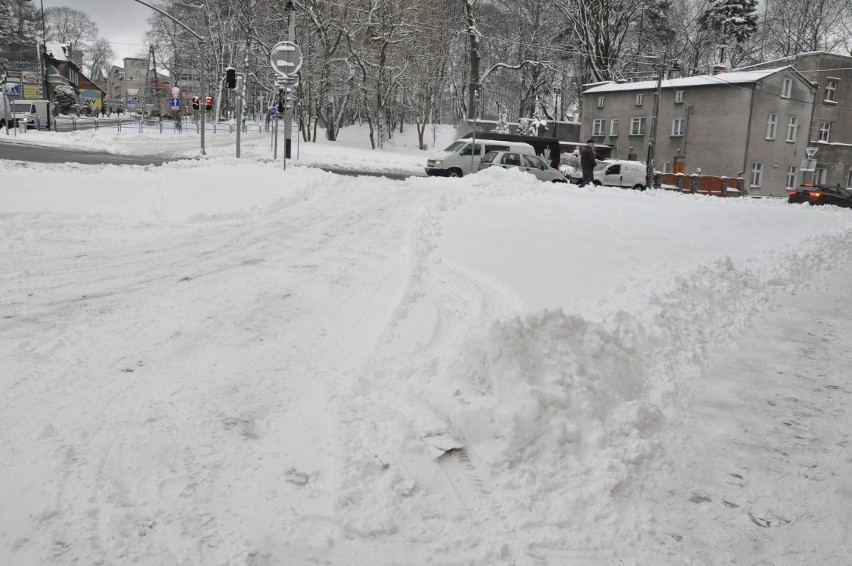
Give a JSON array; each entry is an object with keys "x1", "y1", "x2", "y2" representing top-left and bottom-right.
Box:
[
  {"x1": 171, "y1": 97, "x2": 180, "y2": 108},
  {"x1": 269, "y1": 41, "x2": 303, "y2": 77},
  {"x1": 800, "y1": 159, "x2": 817, "y2": 172}
]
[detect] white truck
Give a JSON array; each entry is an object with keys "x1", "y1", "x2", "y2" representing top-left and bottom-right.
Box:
[
  {"x1": 425, "y1": 138, "x2": 536, "y2": 178},
  {"x1": 9, "y1": 99, "x2": 51, "y2": 130}
]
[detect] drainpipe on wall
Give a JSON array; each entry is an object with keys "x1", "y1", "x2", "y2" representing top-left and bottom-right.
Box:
[
  {"x1": 741, "y1": 83, "x2": 758, "y2": 196},
  {"x1": 805, "y1": 80, "x2": 818, "y2": 185}
]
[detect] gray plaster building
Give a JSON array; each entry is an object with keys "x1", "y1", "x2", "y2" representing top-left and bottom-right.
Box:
[
  {"x1": 581, "y1": 67, "x2": 816, "y2": 197},
  {"x1": 741, "y1": 52, "x2": 852, "y2": 189}
]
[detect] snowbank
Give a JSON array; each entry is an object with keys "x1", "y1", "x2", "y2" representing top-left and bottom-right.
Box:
[{"x1": 1, "y1": 143, "x2": 852, "y2": 565}]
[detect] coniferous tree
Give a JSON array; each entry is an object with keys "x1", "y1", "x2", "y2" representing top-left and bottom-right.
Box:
[{"x1": 699, "y1": 0, "x2": 758, "y2": 43}]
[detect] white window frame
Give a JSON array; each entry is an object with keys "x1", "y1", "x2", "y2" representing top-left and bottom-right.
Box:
[
  {"x1": 663, "y1": 161, "x2": 671, "y2": 173},
  {"x1": 751, "y1": 162, "x2": 763, "y2": 187},
  {"x1": 630, "y1": 117, "x2": 646, "y2": 136},
  {"x1": 781, "y1": 78, "x2": 792, "y2": 98},
  {"x1": 675, "y1": 90, "x2": 684, "y2": 104},
  {"x1": 786, "y1": 116, "x2": 798, "y2": 142},
  {"x1": 610, "y1": 119, "x2": 619, "y2": 137},
  {"x1": 593, "y1": 119, "x2": 606, "y2": 136},
  {"x1": 819, "y1": 121, "x2": 831, "y2": 142},
  {"x1": 766, "y1": 113, "x2": 777, "y2": 140},
  {"x1": 635, "y1": 93, "x2": 644, "y2": 106},
  {"x1": 597, "y1": 96, "x2": 606, "y2": 108},
  {"x1": 847, "y1": 168, "x2": 852, "y2": 188},
  {"x1": 671, "y1": 118, "x2": 685, "y2": 136},
  {"x1": 786, "y1": 166, "x2": 797, "y2": 189},
  {"x1": 814, "y1": 167, "x2": 827, "y2": 184},
  {"x1": 825, "y1": 79, "x2": 838, "y2": 103}
]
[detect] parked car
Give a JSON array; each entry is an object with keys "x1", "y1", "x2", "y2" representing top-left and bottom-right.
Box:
[
  {"x1": 425, "y1": 139, "x2": 535, "y2": 178},
  {"x1": 788, "y1": 184, "x2": 852, "y2": 208},
  {"x1": 567, "y1": 160, "x2": 613, "y2": 185},
  {"x1": 478, "y1": 150, "x2": 567, "y2": 183},
  {"x1": 569, "y1": 159, "x2": 647, "y2": 190}
]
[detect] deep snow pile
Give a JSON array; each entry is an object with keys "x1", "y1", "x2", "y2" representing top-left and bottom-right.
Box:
[{"x1": 2, "y1": 146, "x2": 852, "y2": 565}]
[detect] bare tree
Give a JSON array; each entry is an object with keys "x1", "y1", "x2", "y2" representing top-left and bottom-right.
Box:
[
  {"x1": 44, "y1": 7, "x2": 99, "y2": 52},
  {"x1": 84, "y1": 38, "x2": 115, "y2": 80}
]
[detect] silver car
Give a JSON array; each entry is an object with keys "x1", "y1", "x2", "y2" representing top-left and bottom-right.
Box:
[{"x1": 478, "y1": 150, "x2": 567, "y2": 183}]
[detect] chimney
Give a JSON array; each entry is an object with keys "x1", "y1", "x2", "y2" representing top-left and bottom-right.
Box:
[
  {"x1": 712, "y1": 64, "x2": 727, "y2": 75},
  {"x1": 616, "y1": 79, "x2": 627, "y2": 84}
]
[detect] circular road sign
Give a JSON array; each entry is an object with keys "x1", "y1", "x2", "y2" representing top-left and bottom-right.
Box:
[{"x1": 270, "y1": 41, "x2": 303, "y2": 76}]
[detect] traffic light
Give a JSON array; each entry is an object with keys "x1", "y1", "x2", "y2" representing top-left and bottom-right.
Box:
[
  {"x1": 192, "y1": 96, "x2": 199, "y2": 110},
  {"x1": 276, "y1": 86, "x2": 293, "y2": 112},
  {"x1": 205, "y1": 97, "x2": 213, "y2": 111},
  {"x1": 225, "y1": 68, "x2": 236, "y2": 89}
]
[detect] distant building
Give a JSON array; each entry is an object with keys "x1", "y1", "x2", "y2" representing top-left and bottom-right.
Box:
[
  {"x1": 739, "y1": 52, "x2": 852, "y2": 189},
  {"x1": 582, "y1": 67, "x2": 816, "y2": 197}
]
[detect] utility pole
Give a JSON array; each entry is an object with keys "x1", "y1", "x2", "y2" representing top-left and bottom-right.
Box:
[
  {"x1": 129, "y1": 0, "x2": 207, "y2": 155},
  {"x1": 646, "y1": 61, "x2": 663, "y2": 190},
  {"x1": 285, "y1": 0, "x2": 295, "y2": 160},
  {"x1": 470, "y1": 88, "x2": 479, "y2": 174}
]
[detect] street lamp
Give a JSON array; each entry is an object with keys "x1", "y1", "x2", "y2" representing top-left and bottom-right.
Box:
[
  {"x1": 21, "y1": 0, "x2": 49, "y2": 100},
  {"x1": 284, "y1": 0, "x2": 295, "y2": 160}
]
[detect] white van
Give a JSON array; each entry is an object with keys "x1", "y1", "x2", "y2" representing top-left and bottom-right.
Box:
[
  {"x1": 594, "y1": 159, "x2": 648, "y2": 190},
  {"x1": 10, "y1": 99, "x2": 51, "y2": 130},
  {"x1": 426, "y1": 138, "x2": 535, "y2": 177}
]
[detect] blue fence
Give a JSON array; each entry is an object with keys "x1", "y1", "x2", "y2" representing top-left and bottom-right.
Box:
[{"x1": 43, "y1": 116, "x2": 264, "y2": 135}]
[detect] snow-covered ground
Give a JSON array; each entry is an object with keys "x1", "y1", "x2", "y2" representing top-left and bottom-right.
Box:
[{"x1": 1, "y1": 126, "x2": 851, "y2": 565}]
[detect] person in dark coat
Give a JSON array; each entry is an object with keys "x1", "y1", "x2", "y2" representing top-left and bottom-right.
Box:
[{"x1": 579, "y1": 139, "x2": 596, "y2": 187}]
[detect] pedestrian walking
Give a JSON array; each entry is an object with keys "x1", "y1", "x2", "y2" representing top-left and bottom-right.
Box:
[{"x1": 579, "y1": 139, "x2": 597, "y2": 187}]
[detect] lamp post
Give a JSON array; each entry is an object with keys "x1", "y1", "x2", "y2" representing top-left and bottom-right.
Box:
[
  {"x1": 284, "y1": 0, "x2": 295, "y2": 160},
  {"x1": 22, "y1": 0, "x2": 48, "y2": 100},
  {"x1": 129, "y1": 0, "x2": 207, "y2": 155}
]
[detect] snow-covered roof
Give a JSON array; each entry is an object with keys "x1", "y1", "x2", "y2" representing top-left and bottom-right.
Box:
[
  {"x1": 736, "y1": 51, "x2": 852, "y2": 71},
  {"x1": 45, "y1": 42, "x2": 71, "y2": 62},
  {"x1": 583, "y1": 68, "x2": 788, "y2": 94}
]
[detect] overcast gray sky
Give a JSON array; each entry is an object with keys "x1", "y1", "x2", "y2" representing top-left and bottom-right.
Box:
[{"x1": 42, "y1": 0, "x2": 154, "y2": 65}]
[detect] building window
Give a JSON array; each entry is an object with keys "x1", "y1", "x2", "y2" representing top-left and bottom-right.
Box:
[
  {"x1": 635, "y1": 93, "x2": 644, "y2": 106},
  {"x1": 671, "y1": 118, "x2": 685, "y2": 136},
  {"x1": 847, "y1": 169, "x2": 852, "y2": 188},
  {"x1": 786, "y1": 116, "x2": 798, "y2": 142},
  {"x1": 593, "y1": 119, "x2": 606, "y2": 136},
  {"x1": 781, "y1": 78, "x2": 792, "y2": 98},
  {"x1": 825, "y1": 79, "x2": 838, "y2": 102},
  {"x1": 675, "y1": 90, "x2": 684, "y2": 104},
  {"x1": 766, "y1": 113, "x2": 777, "y2": 140},
  {"x1": 630, "y1": 117, "x2": 646, "y2": 136},
  {"x1": 597, "y1": 96, "x2": 605, "y2": 108},
  {"x1": 787, "y1": 166, "x2": 797, "y2": 189},
  {"x1": 610, "y1": 119, "x2": 619, "y2": 137},
  {"x1": 751, "y1": 162, "x2": 763, "y2": 187},
  {"x1": 663, "y1": 161, "x2": 671, "y2": 173},
  {"x1": 814, "y1": 167, "x2": 827, "y2": 184},
  {"x1": 819, "y1": 121, "x2": 831, "y2": 142}
]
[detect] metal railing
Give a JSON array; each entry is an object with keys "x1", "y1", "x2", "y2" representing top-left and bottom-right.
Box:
[
  {"x1": 659, "y1": 172, "x2": 744, "y2": 197},
  {"x1": 45, "y1": 116, "x2": 264, "y2": 135}
]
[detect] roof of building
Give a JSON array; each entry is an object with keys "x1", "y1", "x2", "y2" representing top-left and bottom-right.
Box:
[
  {"x1": 44, "y1": 42, "x2": 71, "y2": 62},
  {"x1": 736, "y1": 51, "x2": 852, "y2": 71},
  {"x1": 583, "y1": 68, "x2": 791, "y2": 94}
]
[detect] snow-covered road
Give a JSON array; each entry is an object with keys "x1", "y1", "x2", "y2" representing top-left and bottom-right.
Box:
[{"x1": 2, "y1": 136, "x2": 852, "y2": 565}]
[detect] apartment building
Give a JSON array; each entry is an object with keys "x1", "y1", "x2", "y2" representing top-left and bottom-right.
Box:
[
  {"x1": 741, "y1": 52, "x2": 852, "y2": 188},
  {"x1": 581, "y1": 67, "x2": 816, "y2": 197}
]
